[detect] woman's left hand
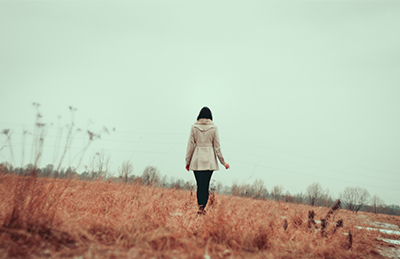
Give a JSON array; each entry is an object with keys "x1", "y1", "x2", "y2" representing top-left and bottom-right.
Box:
[{"x1": 185, "y1": 164, "x2": 190, "y2": 171}]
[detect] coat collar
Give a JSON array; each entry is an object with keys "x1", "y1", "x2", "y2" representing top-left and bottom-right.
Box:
[
  {"x1": 194, "y1": 119, "x2": 215, "y2": 132},
  {"x1": 195, "y1": 119, "x2": 214, "y2": 125}
]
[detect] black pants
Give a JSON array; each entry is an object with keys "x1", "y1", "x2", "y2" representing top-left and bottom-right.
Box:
[{"x1": 194, "y1": 170, "x2": 213, "y2": 209}]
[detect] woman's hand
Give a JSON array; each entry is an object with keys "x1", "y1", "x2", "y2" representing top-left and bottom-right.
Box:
[
  {"x1": 185, "y1": 164, "x2": 190, "y2": 171},
  {"x1": 224, "y1": 163, "x2": 230, "y2": 169}
]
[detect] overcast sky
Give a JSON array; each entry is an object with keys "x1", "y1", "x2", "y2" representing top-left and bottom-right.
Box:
[{"x1": 1, "y1": 1, "x2": 399, "y2": 205}]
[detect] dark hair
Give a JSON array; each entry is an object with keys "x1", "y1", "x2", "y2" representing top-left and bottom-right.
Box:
[{"x1": 197, "y1": 107, "x2": 213, "y2": 121}]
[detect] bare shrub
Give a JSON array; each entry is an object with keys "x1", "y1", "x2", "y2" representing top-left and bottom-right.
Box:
[
  {"x1": 141, "y1": 166, "x2": 160, "y2": 186},
  {"x1": 369, "y1": 194, "x2": 385, "y2": 215},
  {"x1": 89, "y1": 149, "x2": 112, "y2": 179},
  {"x1": 340, "y1": 186, "x2": 370, "y2": 213},
  {"x1": 251, "y1": 179, "x2": 267, "y2": 199},
  {"x1": 118, "y1": 160, "x2": 134, "y2": 183},
  {"x1": 270, "y1": 185, "x2": 283, "y2": 201},
  {"x1": 306, "y1": 182, "x2": 332, "y2": 207}
]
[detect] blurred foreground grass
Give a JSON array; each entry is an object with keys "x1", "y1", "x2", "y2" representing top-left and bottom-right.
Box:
[{"x1": 0, "y1": 173, "x2": 396, "y2": 259}]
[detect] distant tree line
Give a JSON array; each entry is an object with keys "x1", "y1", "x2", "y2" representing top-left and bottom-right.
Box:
[{"x1": 1, "y1": 161, "x2": 399, "y2": 216}]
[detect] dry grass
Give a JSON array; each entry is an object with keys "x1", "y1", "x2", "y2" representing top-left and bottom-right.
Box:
[{"x1": 0, "y1": 173, "x2": 396, "y2": 259}]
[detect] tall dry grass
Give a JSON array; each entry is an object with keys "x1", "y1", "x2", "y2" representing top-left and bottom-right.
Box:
[{"x1": 0, "y1": 172, "x2": 393, "y2": 259}]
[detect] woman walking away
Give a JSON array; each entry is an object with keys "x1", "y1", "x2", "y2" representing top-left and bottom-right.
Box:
[{"x1": 185, "y1": 107, "x2": 229, "y2": 215}]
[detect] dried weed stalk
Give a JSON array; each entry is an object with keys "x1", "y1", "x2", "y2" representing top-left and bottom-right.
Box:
[{"x1": 308, "y1": 210, "x2": 317, "y2": 229}]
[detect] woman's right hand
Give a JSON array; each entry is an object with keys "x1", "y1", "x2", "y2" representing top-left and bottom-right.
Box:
[
  {"x1": 185, "y1": 164, "x2": 190, "y2": 171},
  {"x1": 224, "y1": 163, "x2": 230, "y2": 169}
]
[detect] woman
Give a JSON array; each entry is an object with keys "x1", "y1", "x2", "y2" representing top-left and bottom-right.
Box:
[{"x1": 185, "y1": 107, "x2": 229, "y2": 214}]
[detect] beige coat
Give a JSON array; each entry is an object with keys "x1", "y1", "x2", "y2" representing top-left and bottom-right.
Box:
[{"x1": 185, "y1": 119, "x2": 226, "y2": 171}]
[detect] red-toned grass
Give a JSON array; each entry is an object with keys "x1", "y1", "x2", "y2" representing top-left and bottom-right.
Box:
[{"x1": 0, "y1": 173, "x2": 396, "y2": 258}]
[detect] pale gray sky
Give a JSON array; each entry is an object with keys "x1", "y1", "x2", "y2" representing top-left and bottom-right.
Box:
[{"x1": 1, "y1": 1, "x2": 400, "y2": 205}]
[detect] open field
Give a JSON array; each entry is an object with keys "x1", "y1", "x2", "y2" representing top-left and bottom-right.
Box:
[{"x1": 0, "y1": 174, "x2": 399, "y2": 258}]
